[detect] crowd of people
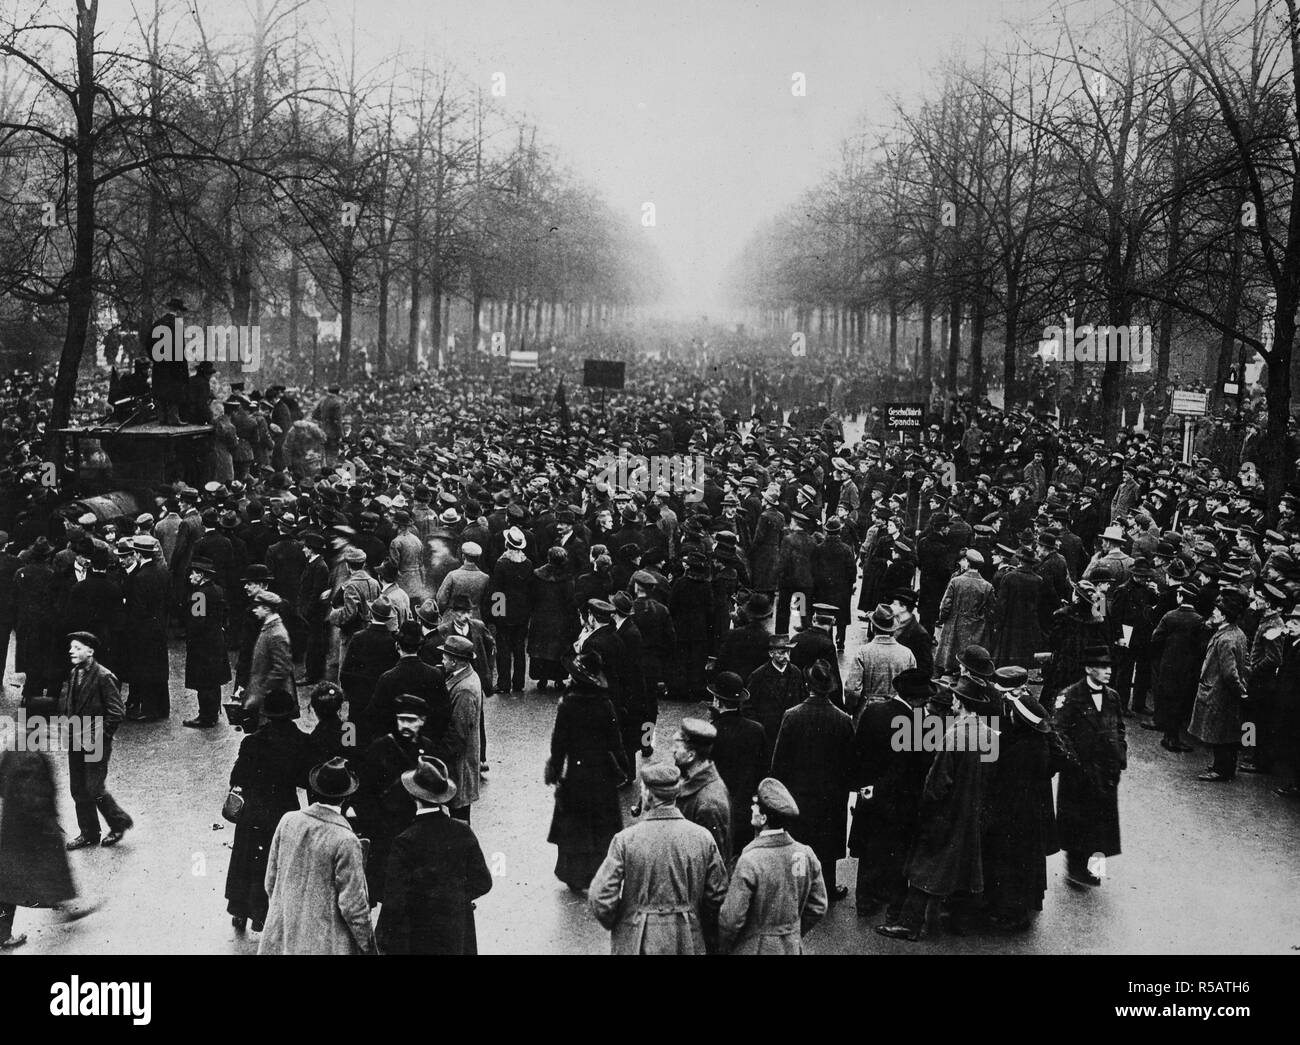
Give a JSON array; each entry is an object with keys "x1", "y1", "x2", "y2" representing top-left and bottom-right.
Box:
[{"x1": 0, "y1": 332, "x2": 1298, "y2": 954}]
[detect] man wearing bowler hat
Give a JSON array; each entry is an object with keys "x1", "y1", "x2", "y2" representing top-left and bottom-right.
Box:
[
  {"x1": 61, "y1": 632, "x2": 134, "y2": 849},
  {"x1": 708, "y1": 672, "x2": 767, "y2": 862},
  {"x1": 259, "y1": 758, "x2": 376, "y2": 955},
  {"x1": 718, "y1": 777, "x2": 828, "y2": 954},
  {"x1": 1052, "y1": 645, "x2": 1125, "y2": 888},
  {"x1": 377, "y1": 756, "x2": 493, "y2": 955},
  {"x1": 588, "y1": 762, "x2": 727, "y2": 955}
]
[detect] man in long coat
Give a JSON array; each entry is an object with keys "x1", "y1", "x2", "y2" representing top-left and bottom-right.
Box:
[
  {"x1": 849, "y1": 669, "x2": 935, "y2": 918},
  {"x1": 934, "y1": 550, "x2": 994, "y2": 675},
  {"x1": 714, "y1": 593, "x2": 775, "y2": 682},
  {"x1": 1148, "y1": 583, "x2": 1207, "y2": 751},
  {"x1": 810, "y1": 518, "x2": 857, "y2": 650},
  {"x1": 377, "y1": 756, "x2": 493, "y2": 955},
  {"x1": 876, "y1": 676, "x2": 994, "y2": 941},
  {"x1": 673, "y1": 718, "x2": 733, "y2": 866},
  {"x1": 989, "y1": 549, "x2": 1050, "y2": 667},
  {"x1": 1189, "y1": 589, "x2": 1250, "y2": 781},
  {"x1": 1052, "y1": 645, "x2": 1125, "y2": 887},
  {"x1": 121, "y1": 535, "x2": 171, "y2": 721},
  {"x1": 183, "y1": 558, "x2": 230, "y2": 728},
  {"x1": 259, "y1": 758, "x2": 376, "y2": 955},
  {"x1": 745, "y1": 634, "x2": 806, "y2": 761},
  {"x1": 718, "y1": 777, "x2": 828, "y2": 954},
  {"x1": 588, "y1": 763, "x2": 728, "y2": 955},
  {"x1": 708, "y1": 672, "x2": 768, "y2": 863},
  {"x1": 245, "y1": 591, "x2": 296, "y2": 720},
  {"x1": 771, "y1": 660, "x2": 854, "y2": 901}
]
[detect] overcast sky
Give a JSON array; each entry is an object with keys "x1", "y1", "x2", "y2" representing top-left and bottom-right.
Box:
[{"x1": 253, "y1": 0, "x2": 1075, "y2": 313}]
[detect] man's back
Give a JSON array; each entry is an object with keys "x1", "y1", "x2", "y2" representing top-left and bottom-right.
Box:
[
  {"x1": 259, "y1": 804, "x2": 375, "y2": 956},
  {"x1": 588, "y1": 806, "x2": 727, "y2": 955}
]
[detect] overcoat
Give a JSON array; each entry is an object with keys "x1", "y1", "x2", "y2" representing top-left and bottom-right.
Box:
[
  {"x1": 770, "y1": 694, "x2": 853, "y2": 872},
  {"x1": 934, "y1": 568, "x2": 994, "y2": 674},
  {"x1": 185, "y1": 579, "x2": 231, "y2": 689},
  {"x1": 527, "y1": 565, "x2": 578, "y2": 662},
  {"x1": 1148, "y1": 605, "x2": 1207, "y2": 734},
  {"x1": 224, "y1": 719, "x2": 312, "y2": 921},
  {"x1": 121, "y1": 561, "x2": 171, "y2": 693},
  {"x1": 744, "y1": 662, "x2": 806, "y2": 761},
  {"x1": 677, "y1": 762, "x2": 733, "y2": 865},
  {"x1": 588, "y1": 806, "x2": 728, "y2": 955},
  {"x1": 903, "y1": 716, "x2": 993, "y2": 895},
  {"x1": 717, "y1": 831, "x2": 828, "y2": 954},
  {"x1": 989, "y1": 564, "x2": 1049, "y2": 666},
  {"x1": 376, "y1": 811, "x2": 493, "y2": 955},
  {"x1": 809, "y1": 534, "x2": 856, "y2": 624},
  {"x1": 710, "y1": 709, "x2": 768, "y2": 859},
  {"x1": 1189, "y1": 623, "x2": 1249, "y2": 746},
  {"x1": 1052, "y1": 679, "x2": 1125, "y2": 857},
  {"x1": 259, "y1": 804, "x2": 376, "y2": 955}
]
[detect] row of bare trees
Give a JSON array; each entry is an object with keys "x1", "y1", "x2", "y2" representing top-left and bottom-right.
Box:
[
  {"x1": 0, "y1": 0, "x2": 666, "y2": 448},
  {"x1": 727, "y1": 0, "x2": 1300, "y2": 504}
]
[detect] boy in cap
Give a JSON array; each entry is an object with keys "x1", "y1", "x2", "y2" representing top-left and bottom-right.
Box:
[
  {"x1": 588, "y1": 763, "x2": 727, "y2": 955},
  {"x1": 717, "y1": 778, "x2": 828, "y2": 954}
]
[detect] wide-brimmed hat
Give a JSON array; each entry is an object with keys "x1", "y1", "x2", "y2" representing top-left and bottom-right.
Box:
[
  {"x1": 504, "y1": 526, "x2": 526, "y2": 550},
  {"x1": 708, "y1": 671, "x2": 749, "y2": 706},
  {"x1": 868, "y1": 603, "x2": 899, "y2": 632},
  {"x1": 891, "y1": 667, "x2": 937, "y2": 704},
  {"x1": 402, "y1": 756, "x2": 457, "y2": 805},
  {"x1": 957, "y1": 644, "x2": 996, "y2": 678},
  {"x1": 1101, "y1": 524, "x2": 1127, "y2": 543},
  {"x1": 1006, "y1": 691, "x2": 1052, "y2": 733},
  {"x1": 308, "y1": 757, "x2": 360, "y2": 799},
  {"x1": 745, "y1": 593, "x2": 774, "y2": 620},
  {"x1": 939, "y1": 674, "x2": 994, "y2": 712},
  {"x1": 436, "y1": 635, "x2": 476, "y2": 660}
]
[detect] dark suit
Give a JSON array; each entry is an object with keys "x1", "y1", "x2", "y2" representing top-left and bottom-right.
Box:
[
  {"x1": 615, "y1": 617, "x2": 649, "y2": 760},
  {"x1": 714, "y1": 621, "x2": 772, "y2": 684},
  {"x1": 376, "y1": 811, "x2": 493, "y2": 954},
  {"x1": 368, "y1": 655, "x2": 450, "y2": 747},
  {"x1": 711, "y1": 708, "x2": 768, "y2": 862},
  {"x1": 355, "y1": 732, "x2": 438, "y2": 904},
  {"x1": 60, "y1": 659, "x2": 131, "y2": 841}
]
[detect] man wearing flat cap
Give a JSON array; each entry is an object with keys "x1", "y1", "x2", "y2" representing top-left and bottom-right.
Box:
[
  {"x1": 377, "y1": 756, "x2": 493, "y2": 955},
  {"x1": 245, "y1": 590, "x2": 297, "y2": 723},
  {"x1": 718, "y1": 778, "x2": 828, "y2": 954},
  {"x1": 588, "y1": 762, "x2": 728, "y2": 955},
  {"x1": 934, "y1": 549, "x2": 994, "y2": 676},
  {"x1": 329, "y1": 545, "x2": 380, "y2": 671},
  {"x1": 673, "y1": 718, "x2": 734, "y2": 867}
]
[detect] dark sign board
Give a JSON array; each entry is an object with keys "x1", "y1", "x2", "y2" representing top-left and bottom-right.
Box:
[
  {"x1": 583, "y1": 359, "x2": 626, "y2": 390},
  {"x1": 510, "y1": 393, "x2": 535, "y2": 407},
  {"x1": 885, "y1": 403, "x2": 925, "y2": 430}
]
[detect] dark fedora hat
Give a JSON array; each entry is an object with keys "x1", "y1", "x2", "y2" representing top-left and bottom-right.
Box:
[
  {"x1": 745, "y1": 592, "x2": 775, "y2": 619},
  {"x1": 262, "y1": 687, "x2": 297, "y2": 720},
  {"x1": 402, "y1": 755, "x2": 457, "y2": 805},
  {"x1": 804, "y1": 658, "x2": 837, "y2": 695},
  {"x1": 1082, "y1": 644, "x2": 1113, "y2": 667},
  {"x1": 708, "y1": 671, "x2": 749, "y2": 706},
  {"x1": 436, "y1": 634, "x2": 476, "y2": 660},
  {"x1": 940, "y1": 674, "x2": 994, "y2": 712},
  {"x1": 308, "y1": 757, "x2": 360, "y2": 799},
  {"x1": 891, "y1": 667, "x2": 936, "y2": 704},
  {"x1": 956, "y1": 644, "x2": 996, "y2": 678}
]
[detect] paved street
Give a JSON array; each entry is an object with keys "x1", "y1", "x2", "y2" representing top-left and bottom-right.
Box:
[{"x1": 3, "y1": 622, "x2": 1299, "y2": 956}]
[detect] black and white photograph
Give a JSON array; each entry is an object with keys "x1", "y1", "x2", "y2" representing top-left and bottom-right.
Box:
[{"x1": 0, "y1": 0, "x2": 1295, "y2": 993}]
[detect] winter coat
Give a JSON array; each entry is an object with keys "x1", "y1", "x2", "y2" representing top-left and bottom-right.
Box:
[
  {"x1": 677, "y1": 761, "x2": 733, "y2": 866},
  {"x1": 436, "y1": 665, "x2": 483, "y2": 810},
  {"x1": 744, "y1": 662, "x2": 807, "y2": 761},
  {"x1": 545, "y1": 688, "x2": 628, "y2": 855},
  {"x1": 1189, "y1": 623, "x2": 1249, "y2": 746},
  {"x1": 1051, "y1": 680, "x2": 1125, "y2": 857},
  {"x1": 934, "y1": 568, "x2": 994, "y2": 674},
  {"x1": 710, "y1": 710, "x2": 768, "y2": 860},
  {"x1": 990, "y1": 565, "x2": 1049, "y2": 667},
  {"x1": 810, "y1": 535, "x2": 856, "y2": 623},
  {"x1": 771, "y1": 695, "x2": 854, "y2": 868},
  {"x1": 718, "y1": 831, "x2": 828, "y2": 954},
  {"x1": 376, "y1": 811, "x2": 493, "y2": 955},
  {"x1": 1149, "y1": 605, "x2": 1207, "y2": 734},
  {"x1": 588, "y1": 806, "x2": 728, "y2": 955},
  {"x1": 748, "y1": 507, "x2": 786, "y2": 591},
  {"x1": 258, "y1": 804, "x2": 377, "y2": 955},
  {"x1": 184, "y1": 579, "x2": 231, "y2": 689},
  {"x1": 527, "y1": 565, "x2": 578, "y2": 661}
]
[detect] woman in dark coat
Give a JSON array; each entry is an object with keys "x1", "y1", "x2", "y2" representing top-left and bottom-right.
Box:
[
  {"x1": 916, "y1": 524, "x2": 952, "y2": 630},
  {"x1": 224, "y1": 689, "x2": 313, "y2": 931},
  {"x1": 0, "y1": 699, "x2": 79, "y2": 948},
  {"x1": 858, "y1": 532, "x2": 894, "y2": 614},
  {"x1": 528, "y1": 547, "x2": 578, "y2": 687},
  {"x1": 545, "y1": 653, "x2": 629, "y2": 890},
  {"x1": 981, "y1": 685, "x2": 1071, "y2": 930},
  {"x1": 12, "y1": 543, "x2": 56, "y2": 699}
]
